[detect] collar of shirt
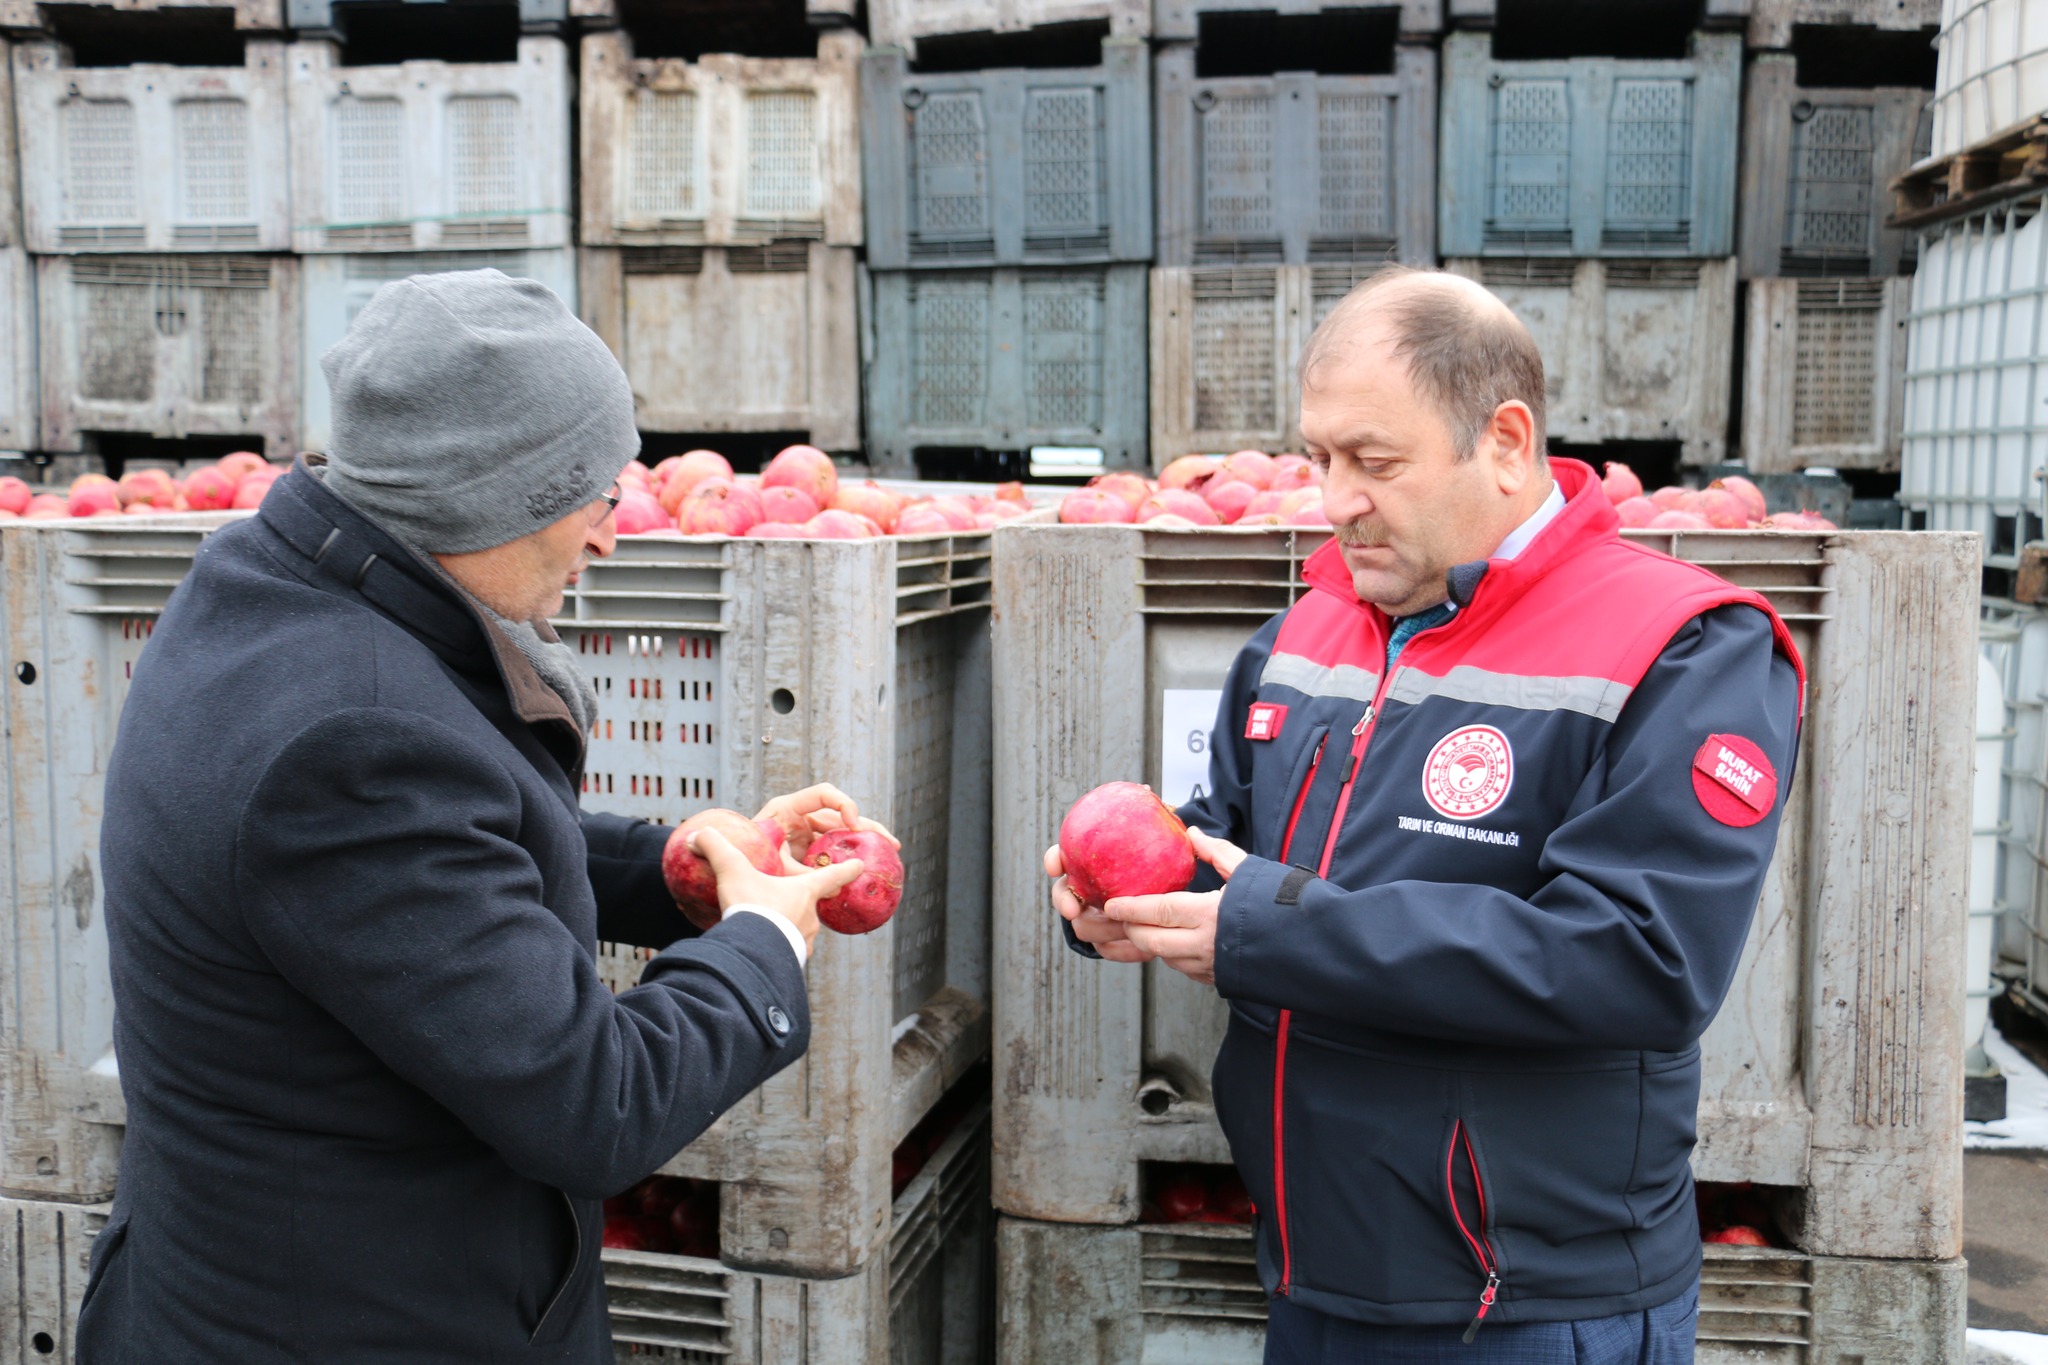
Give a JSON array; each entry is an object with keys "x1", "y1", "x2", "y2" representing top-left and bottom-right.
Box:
[{"x1": 1386, "y1": 480, "x2": 1564, "y2": 666}]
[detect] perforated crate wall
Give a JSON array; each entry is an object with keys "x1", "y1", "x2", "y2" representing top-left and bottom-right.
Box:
[
  {"x1": 1738, "y1": 56, "x2": 1931, "y2": 280},
  {"x1": 1901, "y1": 191, "x2": 2048, "y2": 566},
  {"x1": 557, "y1": 532, "x2": 995, "y2": 1277},
  {"x1": 1743, "y1": 276, "x2": 1911, "y2": 472},
  {"x1": 860, "y1": 39, "x2": 1152, "y2": 270},
  {"x1": 298, "y1": 248, "x2": 575, "y2": 453},
  {"x1": 1438, "y1": 31, "x2": 1739, "y2": 259},
  {"x1": 1153, "y1": 44, "x2": 1436, "y2": 267},
  {"x1": 580, "y1": 29, "x2": 861, "y2": 250},
  {"x1": 865, "y1": 264, "x2": 1149, "y2": 472},
  {"x1": 35, "y1": 253, "x2": 300, "y2": 458},
  {"x1": 286, "y1": 36, "x2": 571, "y2": 253},
  {"x1": 14, "y1": 40, "x2": 290, "y2": 254},
  {"x1": 865, "y1": 0, "x2": 1147, "y2": 56},
  {"x1": 0, "y1": 1198, "x2": 111, "y2": 1365},
  {"x1": 1, "y1": 519, "x2": 231, "y2": 1203},
  {"x1": 1449, "y1": 256, "x2": 1736, "y2": 464},
  {"x1": 991, "y1": 524, "x2": 1976, "y2": 1266},
  {"x1": 578, "y1": 244, "x2": 858, "y2": 450},
  {"x1": 1, "y1": 248, "x2": 32, "y2": 453}
]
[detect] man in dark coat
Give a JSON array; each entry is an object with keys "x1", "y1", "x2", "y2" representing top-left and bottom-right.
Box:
[{"x1": 79, "y1": 269, "x2": 866, "y2": 1362}]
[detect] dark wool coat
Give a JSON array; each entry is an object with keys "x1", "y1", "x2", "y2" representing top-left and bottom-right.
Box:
[{"x1": 79, "y1": 465, "x2": 807, "y2": 1363}]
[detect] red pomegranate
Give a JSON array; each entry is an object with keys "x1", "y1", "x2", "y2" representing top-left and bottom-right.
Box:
[
  {"x1": 1157, "y1": 455, "x2": 1219, "y2": 493},
  {"x1": 1601, "y1": 462, "x2": 1643, "y2": 506},
  {"x1": 657, "y1": 450, "x2": 735, "y2": 515},
  {"x1": 661, "y1": 809, "x2": 787, "y2": 932},
  {"x1": 1218, "y1": 450, "x2": 1277, "y2": 490},
  {"x1": 801, "y1": 509, "x2": 877, "y2": 539},
  {"x1": 216, "y1": 451, "x2": 269, "y2": 486},
  {"x1": 1713, "y1": 475, "x2": 1768, "y2": 522},
  {"x1": 678, "y1": 480, "x2": 764, "y2": 536},
  {"x1": 833, "y1": 482, "x2": 901, "y2": 533},
  {"x1": 0, "y1": 476, "x2": 30, "y2": 516},
  {"x1": 806, "y1": 828, "x2": 904, "y2": 934},
  {"x1": 183, "y1": 467, "x2": 237, "y2": 511},
  {"x1": 1614, "y1": 495, "x2": 1659, "y2": 528},
  {"x1": 1201, "y1": 479, "x2": 1259, "y2": 525},
  {"x1": 757, "y1": 486, "x2": 821, "y2": 525},
  {"x1": 1138, "y1": 489, "x2": 1221, "y2": 525},
  {"x1": 1269, "y1": 456, "x2": 1317, "y2": 492},
  {"x1": 762, "y1": 444, "x2": 839, "y2": 509},
  {"x1": 1647, "y1": 510, "x2": 1713, "y2": 530},
  {"x1": 895, "y1": 503, "x2": 958, "y2": 536},
  {"x1": 1059, "y1": 489, "x2": 1134, "y2": 524},
  {"x1": 1058, "y1": 782, "x2": 1197, "y2": 908},
  {"x1": 613, "y1": 488, "x2": 672, "y2": 535},
  {"x1": 1694, "y1": 488, "x2": 1749, "y2": 529},
  {"x1": 1086, "y1": 471, "x2": 1151, "y2": 515}
]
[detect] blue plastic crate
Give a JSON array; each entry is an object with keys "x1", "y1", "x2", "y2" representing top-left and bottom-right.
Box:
[
  {"x1": 860, "y1": 39, "x2": 1152, "y2": 270},
  {"x1": 1438, "y1": 30, "x2": 1740, "y2": 258},
  {"x1": 864, "y1": 264, "x2": 1148, "y2": 471},
  {"x1": 1737, "y1": 54, "x2": 1930, "y2": 279},
  {"x1": 1154, "y1": 43, "x2": 1436, "y2": 267}
]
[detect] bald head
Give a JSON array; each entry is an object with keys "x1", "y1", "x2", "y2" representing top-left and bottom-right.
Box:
[{"x1": 1300, "y1": 266, "x2": 1548, "y2": 464}]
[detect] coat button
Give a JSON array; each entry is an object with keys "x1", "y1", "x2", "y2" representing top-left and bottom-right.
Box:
[{"x1": 767, "y1": 1005, "x2": 791, "y2": 1036}]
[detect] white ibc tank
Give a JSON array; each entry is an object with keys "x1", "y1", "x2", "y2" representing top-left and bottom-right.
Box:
[{"x1": 1931, "y1": 0, "x2": 2048, "y2": 158}]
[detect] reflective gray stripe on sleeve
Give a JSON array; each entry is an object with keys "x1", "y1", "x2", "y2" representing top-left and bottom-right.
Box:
[
  {"x1": 1259, "y1": 651, "x2": 1381, "y2": 702},
  {"x1": 1384, "y1": 665, "x2": 1633, "y2": 722}
]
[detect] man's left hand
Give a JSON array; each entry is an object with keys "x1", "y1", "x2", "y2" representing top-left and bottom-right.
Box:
[{"x1": 1102, "y1": 829, "x2": 1247, "y2": 987}]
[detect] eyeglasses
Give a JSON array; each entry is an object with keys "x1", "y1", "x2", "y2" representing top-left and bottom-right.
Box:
[{"x1": 592, "y1": 483, "x2": 621, "y2": 524}]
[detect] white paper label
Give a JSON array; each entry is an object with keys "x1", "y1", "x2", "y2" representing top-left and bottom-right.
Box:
[{"x1": 1160, "y1": 689, "x2": 1225, "y2": 808}]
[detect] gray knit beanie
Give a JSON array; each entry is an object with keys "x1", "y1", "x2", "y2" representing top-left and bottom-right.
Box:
[{"x1": 320, "y1": 269, "x2": 640, "y2": 554}]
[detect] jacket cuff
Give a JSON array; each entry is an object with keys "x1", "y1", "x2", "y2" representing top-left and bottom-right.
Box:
[
  {"x1": 1060, "y1": 912, "x2": 1104, "y2": 960},
  {"x1": 726, "y1": 904, "x2": 807, "y2": 966},
  {"x1": 645, "y1": 911, "x2": 810, "y2": 1052},
  {"x1": 1213, "y1": 856, "x2": 1304, "y2": 1001}
]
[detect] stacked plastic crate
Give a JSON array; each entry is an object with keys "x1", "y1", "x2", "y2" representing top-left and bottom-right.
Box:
[
  {"x1": 0, "y1": 31, "x2": 30, "y2": 462},
  {"x1": 8, "y1": 0, "x2": 298, "y2": 464},
  {"x1": 1735, "y1": 0, "x2": 1937, "y2": 479},
  {"x1": 1438, "y1": 6, "x2": 1741, "y2": 468},
  {"x1": 1149, "y1": 1, "x2": 1439, "y2": 463},
  {"x1": 576, "y1": 20, "x2": 863, "y2": 454},
  {"x1": 859, "y1": 1, "x2": 1153, "y2": 475},
  {"x1": 287, "y1": 0, "x2": 575, "y2": 452}
]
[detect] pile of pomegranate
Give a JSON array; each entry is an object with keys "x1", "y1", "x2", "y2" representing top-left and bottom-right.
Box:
[
  {"x1": 0, "y1": 453, "x2": 283, "y2": 520},
  {"x1": 1695, "y1": 1180, "x2": 1780, "y2": 1248},
  {"x1": 623, "y1": 445, "x2": 1035, "y2": 538},
  {"x1": 659, "y1": 810, "x2": 904, "y2": 936},
  {"x1": 1144, "y1": 1163, "x2": 1254, "y2": 1225},
  {"x1": 1058, "y1": 451, "x2": 1329, "y2": 528},
  {"x1": 1597, "y1": 463, "x2": 1837, "y2": 531},
  {"x1": 603, "y1": 1175, "x2": 719, "y2": 1257}
]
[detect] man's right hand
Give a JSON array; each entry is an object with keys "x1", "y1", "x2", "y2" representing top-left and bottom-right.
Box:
[
  {"x1": 1045, "y1": 843, "x2": 1154, "y2": 964},
  {"x1": 692, "y1": 827, "x2": 863, "y2": 957}
]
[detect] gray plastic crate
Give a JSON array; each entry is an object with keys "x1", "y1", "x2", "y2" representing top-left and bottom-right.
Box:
[
  {"x1": 1148, "y1": 261, "x2": 1388, "y2": 462},
  {"x1": 995, "y1": 1220, "x2": 1966, "y2": 1365},
  {"x1": 604, "y1": 1101, "x2": 991, "y2": 1364},
  {"x1": 865, "y1": 264, "x2": 1149, "y2": 473},
  {"x1": 1738, "y1": 56, "x2": 1930, "y2": 280},
  {"x1": 0, "y1": 40, "x2": 18, "y2": 250},
  {"x1": 1900, "y1": 189, "x2": 2048, "y2": 579},
  {"x1": 1154, "y1": 0, "x2": 1441, "y2": 41},
  {"x1": 1447, "y1": 256, "x2": 1737, "y2": 465},
  {"x1": 286, "y1": 0, "x2": 565, "y2": 33},
  {"x1": 1153, "y1": 43, "x2": 1435, "y2": 268},
  {"x1": 286, "y1": 36, "x2": 571, "y2": 253},
  {"x1": 1438, "y1": 31, "x2": 1740, "y2": 258},
  {"x1": 0, "y1": 0, "x2": 282, "y2": 29},
  {"x1": 1742, "y1": 0, "x2": 1943, "y2": 51},
  {"x1": 867, "y1": 0, "x2": 1149, "y2": 58},
  {"x1": 0, "y1": 248, "x2": 31, "y2": 455},
  {"x1": 0, "y1": 1197, "x2": 110, "y2": 1365},
  {"x1": 579, "y1": 29, "x2": 863, "y2": 250},
  {"x1": 1741, "y1": 276, "x2": 1911, "y2": 473},
  {"x1": 34, "y1": 253, "x2": 301, "y2": 460},
  {"x1": 860, "y1": 39, "x2": 1152, "y2": 270},
  {"x1": 1, "y1": 519, "x2": 994, "y2": 1276},
  {"x1": 990, "y1": 523, "x2": 1978, "y2": 1267},
  {"x1": 12, "y1": 39, "x2": 291, "y2": 254},
  {"x1": 579, "y1": 244, "x2": 859, "y2": 452}
]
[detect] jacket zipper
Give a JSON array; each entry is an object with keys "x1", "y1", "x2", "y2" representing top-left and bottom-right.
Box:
[
  {"x1": 1266, "y1": 731, "x2": 1323, "y2": 1295},
  {"x1": 1278, "y1": 732, "x2": 1328, "y2": 865},
  {"x1": 1447, "y1": 1119, "x2": 1502, "y2": 1343}
]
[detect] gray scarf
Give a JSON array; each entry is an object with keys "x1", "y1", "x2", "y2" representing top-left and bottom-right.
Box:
[{"x1": 479, "y1": 603, "x2": 600, "y2": 736}]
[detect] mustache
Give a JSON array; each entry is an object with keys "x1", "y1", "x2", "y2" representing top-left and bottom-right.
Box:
[{"x1": 1334, "y1": 518, "x2": 1392, "y2": 549}]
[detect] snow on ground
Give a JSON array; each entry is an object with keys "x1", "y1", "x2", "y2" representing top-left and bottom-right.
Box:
[
  {"x1": 1970, "y1": 1330, "x2": 2048, "y2": 1365},
  {"x1": 1967, "y1": 1022, "x2": 2048, "y2": 1151}
]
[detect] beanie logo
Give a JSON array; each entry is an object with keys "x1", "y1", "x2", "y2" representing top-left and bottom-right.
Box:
[{"x1": 525, "y1": 460, "x2": 593, "y2": 523}]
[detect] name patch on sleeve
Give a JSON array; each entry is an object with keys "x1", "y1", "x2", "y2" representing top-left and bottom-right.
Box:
[
  {"x1": 1692, "y1": 734, "x2": 1777, "y2": 827},
  {"x1": 1245, "y1": 703, "x2": 1288, "y2": 741}
]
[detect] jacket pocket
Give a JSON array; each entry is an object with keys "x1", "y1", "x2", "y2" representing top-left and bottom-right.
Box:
[
  {"x1": 1444, "y1": 1119, "x2": 1501, "y2": 1339},
  {"x1": 527, "y1": 1191, "x2": 584, "y2": 1345}
]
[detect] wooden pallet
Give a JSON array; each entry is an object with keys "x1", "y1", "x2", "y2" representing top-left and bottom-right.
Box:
[{"x1": 1889, "y1": 114, "x2": 2048, "y2": 230}]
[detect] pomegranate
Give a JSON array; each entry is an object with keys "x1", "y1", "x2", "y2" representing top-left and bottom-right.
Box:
[
  {"x1": 1058, "y1": 782, "x2": 1197, "y2": 907},
  {"x1": 1059, "y1": 489, "x2": 1134, "y2": 524},
  {"x1": 801, "y1": 509, "x2": 877, "y2": 539},
  {"x1": 216, "y1": 451, "x2": 269, "y2": 485},
  {"x1": 762, "y1": 444, "x2": 839, "y2": 509},
  {"x1": 1713, "y1": 474, "x2": 1768, "y2": 522},
  {"x1": 1086, "y1": 471, "x2": 1151, "y2": 515},
  {"x1": 1601, "y1": 462, "x2": 1643, "y2": 506},
  {"x1": 1155, "y1": 1179, "x2": 1207, "y2": 1224},
  {"x1": 982, "y1": 501, "x2": 1029, "y2": 521},
  {"x1": 1138, "y1": 489, "x2": 1222, "y2": 525},
  {"x1": 1763, "y1": 510, "x2": 1837, "y2": 530},
  {"x1": 1704, "y1": 1226, "x2": 1771, "y2": 1247},
  {"x1": 678, "y1": 480, "x2": 764, "y2": 536},
  {"x1": 657, "y1": 450, "x2": 735, "y2": 515},
  {"x1": 1157, "y1": 454, "x2": 1219, "y2": 492},
  {"x1": 757, "y1": 486, "x2": 821, "y2": 525},
  {"x1": 116, "y1": 468, "x2": 178, "y2": 508},
  {"x1": 1269, "y1": 456, "x2": 1317, "y2": 492},
  {"x1": 0, "y1": 477, "x2": 29, "y2": 515},
  {"x1": 1287, "y1": 499, "x2": 1331, "y2": 527},
  {"x1": 745, "y1": 521, "x2": 810, "y2": 539},
  {"x1": 833, "y1": 482, "x2": 901, "y2": 532},
  {"x1": 1647, "y1": 485, "x2": 1694, "y2": 512},
  {"x1": 1240, "y1": 489, "x2": 1288, "y2": 519},
  {"x1": 1211, "y1": 1172, "x2": 1253, "y2": 1222},
  {"x1": 661, "y1": 809, "x2": 787, "y2": 932},
  {"x1": 1219, "y1": 450, "x2": 1277, "y2": 489},
  {"x1": 613, "y1": 488, "x2": 673, "y2": 535},
  {"x1": 994, "y1": 480, "x2": 1030, "y2": 506},
  {"x1": 1694, "y1": 488, "x2": 1749, "y2": 529},
  {"x1": 183, "y1": 466, "x2": 237, "y2": 511},
  {"x1": 231, "y1": 475, "x2": 279, "y2": 510},
  {"x1": 895, "y1": 503, "x2": 958, "y2": 536},
  {"x1": 928, "y1": 497, "x2": 981, "y2": 530},
  {"x1": 806, "y1": 828, "x2": 904, "y2": 934},
  {"x1": 24, "y1": 494, "x2": 69, "y2": 519},
  {"x1": 602, "y1": 1216, "x2": 654, "y2": 1251},
  {"x1": 1647, "y1": 510, "x2": 1713, "y2": 530},
  {"x1": 68, "y1": 482, "x2": 120, "y2": 517},
  {"x1": 1277, "y1": 486, "x2": 1322, "y2": 517},
  {"x1": 1201, "y1": 479, "x2": 1259, "y2": 525},
  {"x1": 1614, "y1": 495, "x2": 1659, "y2": 528}
]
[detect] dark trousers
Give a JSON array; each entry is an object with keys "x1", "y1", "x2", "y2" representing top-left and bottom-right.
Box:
[{"x1": 1264, "y1": 1283, "x2": 1700, "y2": 1365}]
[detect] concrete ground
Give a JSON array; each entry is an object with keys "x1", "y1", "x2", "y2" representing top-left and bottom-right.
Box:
[{"x1": 1970, "y1": 1002, "x2": 2048, "y2": 1334}]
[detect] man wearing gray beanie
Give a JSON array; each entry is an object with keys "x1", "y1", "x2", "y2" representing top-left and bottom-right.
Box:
[{"x1": 82, "y1": 270, "x2": 882, "y2": 1362}]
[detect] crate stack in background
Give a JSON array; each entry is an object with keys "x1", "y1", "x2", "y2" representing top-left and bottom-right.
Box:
[
  {"x1": 1148, "y1": 1, "x2": 1439, "y2": 464},
  {"x1": 859, "y1": 2, "x2": 1153, "y2": 476},
  {"x1": 1894, "y1": 0, "x2": 2048, "y2": 1048},
  {"x1": 7, "y1": 0, "x2": 297, "y2": 469},
  {"x1": 1438, "y1": 1, "x2": 1740, "y2": 475},
  {"x1": 1, "y1": 30, "x2": 30, "y2": 465},
  {"x1": 1734, "y1": 0, "x2": 1937, "y2": 498}
]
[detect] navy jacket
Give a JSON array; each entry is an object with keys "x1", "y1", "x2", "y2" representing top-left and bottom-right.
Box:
[
  {"x1": 79, "y1": 465, "x2": 808, "y2": 1363},
  {"x1": 1084, "y1": 461, "x2": 1804, "y2": 1330}
]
